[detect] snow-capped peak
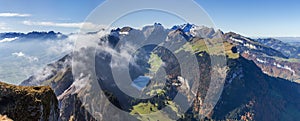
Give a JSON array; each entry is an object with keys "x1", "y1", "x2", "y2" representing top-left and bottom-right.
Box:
[{"x1": 171, "y1": 23, "x2": 198, "y2": 32}]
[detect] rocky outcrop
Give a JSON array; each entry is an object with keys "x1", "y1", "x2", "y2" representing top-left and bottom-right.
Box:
[
  {"x1": 0, "y1": 82, "x2": 59, "y2": 121},
  {"x1": 0, "y1": 115, "x2": 13, "y2": 121}
]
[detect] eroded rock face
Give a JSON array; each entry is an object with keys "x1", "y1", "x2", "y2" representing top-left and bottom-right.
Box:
[{"x1": 0, "y1": 82, "x2": 59, "y2": 121}]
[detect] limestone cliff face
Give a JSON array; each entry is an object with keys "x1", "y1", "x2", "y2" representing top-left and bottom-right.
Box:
[{"x1": 0, "y1": 82, "x2": 59, "y2": 121}]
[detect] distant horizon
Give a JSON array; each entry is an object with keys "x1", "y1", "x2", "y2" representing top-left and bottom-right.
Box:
[{"x1": 1, "y1": 0, "x2": 300, "y2": 37}]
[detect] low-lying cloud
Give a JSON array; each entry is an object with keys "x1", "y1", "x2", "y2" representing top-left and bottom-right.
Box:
[{"x1": 0, "y1": 37, "x2": 18, "y2": 43}]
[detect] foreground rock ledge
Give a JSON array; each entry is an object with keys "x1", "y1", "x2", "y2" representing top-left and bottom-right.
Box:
[{"x1": 0, "y1": 82, "x2": 59, "y2": 121}]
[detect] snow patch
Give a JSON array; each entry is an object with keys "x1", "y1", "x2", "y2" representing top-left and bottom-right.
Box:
[
  {"x1": 244, "y1": 50, "x2": 250, "y2": 54},
  {"x1": 230, "y1": 37, "x2": 244, "y2": 43},
  {"x1": 119, "y1": 31, "x2": 129, "y2": 35},
  {"x1": 273, "y1": 62, "x2": 295, "y2": 74},
  {"x1": 177, "y1": 76, "x2": 190, "y2": 91},
  {"x1": 256, "y1": 58, "x2": 268, "y2": 63},
  {"x1": 241, "y1": 37, "x2": 252, "y2": 42},
  {"x1": 244, "y1": 43, "x2": 257, "y2": 49}
]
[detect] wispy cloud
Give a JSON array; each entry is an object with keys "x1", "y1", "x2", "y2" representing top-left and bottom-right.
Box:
[
  {"x1": 0, "y1": 22, "x2": 10, "y2": 30},
  {"x1": 22, "y1": 21, "x2": 105, "y2": 30},
  {"x1": 0, "y1": 13, "x2": 31, "y2": 17},
  {"x1": 12, "y1": 52, "x2": 39, "y2": 62}
]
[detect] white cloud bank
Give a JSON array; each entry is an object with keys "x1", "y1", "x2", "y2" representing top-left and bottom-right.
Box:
[
  {"x1": 0, "y1": 37, "x2": 18, "y2": 43},
  {"x1": 23, "y1": 21, "x2": 105, "y2": 30},
  {"x1": 0, "y1": 13, "x2": 31, "y2": 17}
]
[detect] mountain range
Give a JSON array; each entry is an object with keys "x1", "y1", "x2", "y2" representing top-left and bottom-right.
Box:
[
  {"x1": 0, "y1": 31, "x2": 67, "y2": 42},
  {"x1": 1, "y1": 23, "x2": 300, "y2": 121}
]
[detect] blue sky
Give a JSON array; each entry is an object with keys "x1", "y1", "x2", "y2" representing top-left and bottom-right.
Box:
[{"x1": 0, "y1": 0, "x2": 299, "y2": 37}]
